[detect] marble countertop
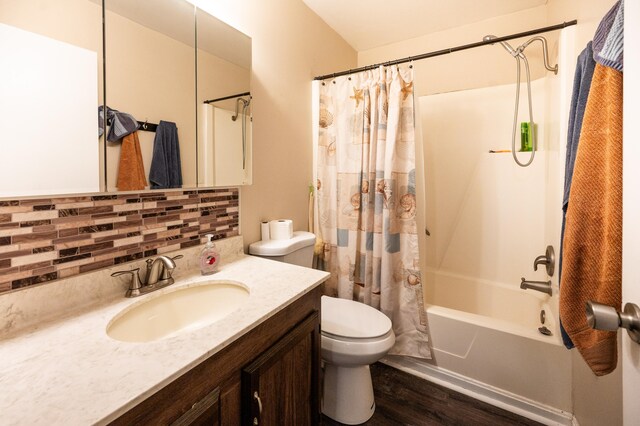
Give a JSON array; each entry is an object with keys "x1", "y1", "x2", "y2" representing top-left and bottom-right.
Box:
[{"x1": 0, "y1": 253, "x2": 329, "y2": 425}]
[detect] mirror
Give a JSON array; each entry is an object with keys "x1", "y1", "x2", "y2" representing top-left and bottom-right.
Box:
[
  {"x1": 0, "y1": 0, "x2": 251, "y2": 197},
  {"x1": 104, "y1": 0, "x2": 196, "y2": 191},
  {"x1": 196, "y1": 8, "x2": 252, "y2": 187},
  {"x1": 0, "y1": 0, "x2": 104, "y2": 197}
]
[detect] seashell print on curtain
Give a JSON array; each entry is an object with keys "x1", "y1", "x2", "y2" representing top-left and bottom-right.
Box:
[{"x1": 315, "y1": 65, "x2": 430, "y2": 358}]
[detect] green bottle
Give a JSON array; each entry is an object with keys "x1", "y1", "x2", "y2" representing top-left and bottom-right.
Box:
[{"x1": 520, "y1": 122, "x2": 533, "y2": 152}]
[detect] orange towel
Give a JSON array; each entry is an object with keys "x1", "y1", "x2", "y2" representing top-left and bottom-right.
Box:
[
  {"x1": 560, "y1": 63, "x2": 622, "y2": 376},
  {"x1": 116, "y1": 131, "x2": 147, "y2": 191}
]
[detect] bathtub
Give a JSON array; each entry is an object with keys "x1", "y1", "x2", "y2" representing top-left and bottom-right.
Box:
[
  {"x1": 394, "y1": 270, "x2": 573, "y2": 423},
  {"x1": 425, "y1": 270, "x2": 560, "y2": 344}
]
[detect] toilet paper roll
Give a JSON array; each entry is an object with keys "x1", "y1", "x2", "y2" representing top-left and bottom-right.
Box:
[
  {"x1": 260, "y1": 221, "x2": 270, "y2": 241},
  {"x1": 269, "y1": 219, "x2": 293, "y2": 240}
]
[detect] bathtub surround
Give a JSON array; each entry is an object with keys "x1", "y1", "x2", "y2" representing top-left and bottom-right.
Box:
[
  {"x1": 316, "y1": 65, "x2": 430, "y2": 359},
  {"x1": 0, "y1": 188, "x2": 239, "y2": 294},
  {"x1": 410, "y1": 23, "x2": 576, "y2": 416}
]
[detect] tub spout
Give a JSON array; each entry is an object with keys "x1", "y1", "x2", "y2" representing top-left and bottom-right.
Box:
[{"x1": 520, "y1": 277, "x2": 552, "y2": 296}]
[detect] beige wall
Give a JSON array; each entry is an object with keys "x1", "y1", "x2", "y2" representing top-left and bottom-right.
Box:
[{"x1": 194, "y1": 0, "x2": 357, "y2": 249}]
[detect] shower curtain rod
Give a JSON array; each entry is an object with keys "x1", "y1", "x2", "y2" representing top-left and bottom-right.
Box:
[
  {"x1": 203, "y1": 91, "x2": 251, "y2": 104},
  {"x1": 313, "y1": 20, "x2": 577, "y2": 81}
]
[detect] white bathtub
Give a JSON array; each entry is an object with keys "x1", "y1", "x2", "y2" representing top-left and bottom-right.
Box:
[{"x1": 418, "y1": 270, "x2": 573, "y2": 419}]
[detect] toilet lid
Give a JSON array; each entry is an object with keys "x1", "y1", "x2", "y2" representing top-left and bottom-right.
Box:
[{"x1": 321, "y1": 296, "x2": 392, "y2": 339}]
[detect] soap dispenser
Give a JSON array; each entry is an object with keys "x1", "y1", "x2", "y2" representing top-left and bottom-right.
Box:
[{"x1": 199, "y1": 234, "x2": 220, "y2": 275}]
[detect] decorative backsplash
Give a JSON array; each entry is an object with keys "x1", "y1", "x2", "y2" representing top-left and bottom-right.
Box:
[{"x1": 0, "y1": 189, "x2": 239, "y2": 294}]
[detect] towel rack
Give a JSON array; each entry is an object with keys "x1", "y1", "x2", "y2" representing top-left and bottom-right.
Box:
[{"x1": 137, "y1": 120, "x2": 158, "y2": 132}]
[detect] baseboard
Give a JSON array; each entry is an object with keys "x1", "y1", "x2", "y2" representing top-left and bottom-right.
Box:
[{"x1": 381, "y1": 356, "x2": 574, "y2": 426}]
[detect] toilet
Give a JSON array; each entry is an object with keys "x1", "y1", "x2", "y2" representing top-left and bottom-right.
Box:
[
  {"x1": 249, "y1": 232, "x2": 395, "y2": 425},
  {"x1": 321, "y1": 296, "x2": 395, "y2": 424}
]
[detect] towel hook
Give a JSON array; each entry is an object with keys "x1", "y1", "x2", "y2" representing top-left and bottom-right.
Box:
[{"x1": 142, "y1": 120, "x2": 148, "y2": 130}]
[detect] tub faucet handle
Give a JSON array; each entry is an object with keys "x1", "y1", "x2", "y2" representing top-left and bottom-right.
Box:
[{"x1": 533, "y1": 245, "x2": 555, "y2": 276}]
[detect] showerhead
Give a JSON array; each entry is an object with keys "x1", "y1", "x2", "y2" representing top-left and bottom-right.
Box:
[
  {"x1": 483, "y1": 34, "x2": 519, "y2": 57},
  {"x1": 231, "y1": 97, "x2": 251, "y2": 121}
]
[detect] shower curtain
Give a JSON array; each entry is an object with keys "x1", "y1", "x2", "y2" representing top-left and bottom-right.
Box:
[{"x1": 315, "y1": 65, "x2": 430, "y2": 358}]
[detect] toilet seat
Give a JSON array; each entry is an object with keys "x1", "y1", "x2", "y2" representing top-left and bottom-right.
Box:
[{"x1": 321, "y1": 296, "x2": 392, "y2": 339}]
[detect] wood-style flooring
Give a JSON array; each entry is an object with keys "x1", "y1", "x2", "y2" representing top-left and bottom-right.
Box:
[{"x1": 322, "y1": 363, "x2": 543, "y2": 426}]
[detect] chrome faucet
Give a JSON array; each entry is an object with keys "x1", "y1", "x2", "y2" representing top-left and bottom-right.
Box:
[
  {"x1": 520, "y1": 277, "x2": 552, "y2": 296},
  {"x1": 111, "y1": 255, "x2": 183, "y2": 298}
]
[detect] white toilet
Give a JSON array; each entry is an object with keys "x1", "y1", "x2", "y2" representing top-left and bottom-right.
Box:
[
  {"x1": 321, "y1": 296, "x2": 395, "y2": 424},
  {"x1": 249, "y1": 232, "x2": 395, "y2": 424}
]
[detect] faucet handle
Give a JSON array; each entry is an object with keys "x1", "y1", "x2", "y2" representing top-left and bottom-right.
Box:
[
  {"x1": 533, "y1": 245, "x2": 555, "y2": 276},
  {"x1": 111, "y1": 268, "x2": 143, "y2": 298}
]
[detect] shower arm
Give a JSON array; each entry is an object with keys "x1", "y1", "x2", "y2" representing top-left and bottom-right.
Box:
[
  {"x1": 231, "y1": 98, "x2": 249, "y2": 121},
  {"x1": 517, "y1": 36, "x2": 558, "y2": 75}
]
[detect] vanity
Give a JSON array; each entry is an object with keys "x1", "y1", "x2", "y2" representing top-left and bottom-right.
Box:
[{"x1": 0, "y1": 236, "x2": 329, "y2": 425}]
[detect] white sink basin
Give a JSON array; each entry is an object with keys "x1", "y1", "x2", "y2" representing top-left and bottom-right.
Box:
[{"x1": 106, "y1": 280, "x2": 250, "y2": 343}]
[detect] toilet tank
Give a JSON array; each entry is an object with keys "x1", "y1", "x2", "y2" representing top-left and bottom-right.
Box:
[{"x1": 249, "y1": 231, "x2": 316, "y2": 267}]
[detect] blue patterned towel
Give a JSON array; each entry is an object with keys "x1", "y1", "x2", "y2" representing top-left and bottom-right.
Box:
[{"x1": 593, "y1": 0, "x2": 624, "y2": 71}]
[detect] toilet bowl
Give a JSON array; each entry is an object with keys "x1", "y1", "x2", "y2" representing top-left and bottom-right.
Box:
[{"x1": 321, "y1": 296, "x2": 395, "y2": 425}]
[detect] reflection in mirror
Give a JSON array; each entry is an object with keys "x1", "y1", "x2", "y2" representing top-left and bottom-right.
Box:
[
  {"x1": 196, "y1": 8, "x2": 252, "y2": 187},
  {"x1": 0, "y1": 0, "x2": 104, "y2": 197},
  {"x1": 104, "y1": 0, "x2": 196, "y2": 191}
]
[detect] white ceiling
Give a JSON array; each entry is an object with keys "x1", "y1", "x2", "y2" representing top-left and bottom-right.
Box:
[{"x1": 302, "y1": 0, "x2": 547, "y2": 51}]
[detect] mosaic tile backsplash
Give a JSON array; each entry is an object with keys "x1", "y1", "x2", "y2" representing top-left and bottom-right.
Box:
[{"x1": 0, "y1": 188, "x2": 239, "y2": 294}]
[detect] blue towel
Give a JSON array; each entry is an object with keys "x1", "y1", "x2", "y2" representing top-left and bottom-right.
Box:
[
  {"x1": 98, "y1": 106, "x2": 140, "y2": 142},
  {"x1": 559, "y1": 42, "x2": 596, "y2": 349},
  {"x1": 149, "y1": 121, "x2": 183, "y2": 189},
  {"x1": 593, "y1": 0, "x2": 624, "y2": 71}
]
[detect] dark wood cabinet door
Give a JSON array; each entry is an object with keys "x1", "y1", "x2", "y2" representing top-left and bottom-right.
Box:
[{"x1": 242, "y1": 312, "x2": 320, "y2": 426}]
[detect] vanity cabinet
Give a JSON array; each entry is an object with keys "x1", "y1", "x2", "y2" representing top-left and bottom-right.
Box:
[
  {"x1": 109, "y1": 286, "x2": 321, "y2": 426},
  {"x1": 242, "y1": 312, "x2": 319, "y2": 425}
]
